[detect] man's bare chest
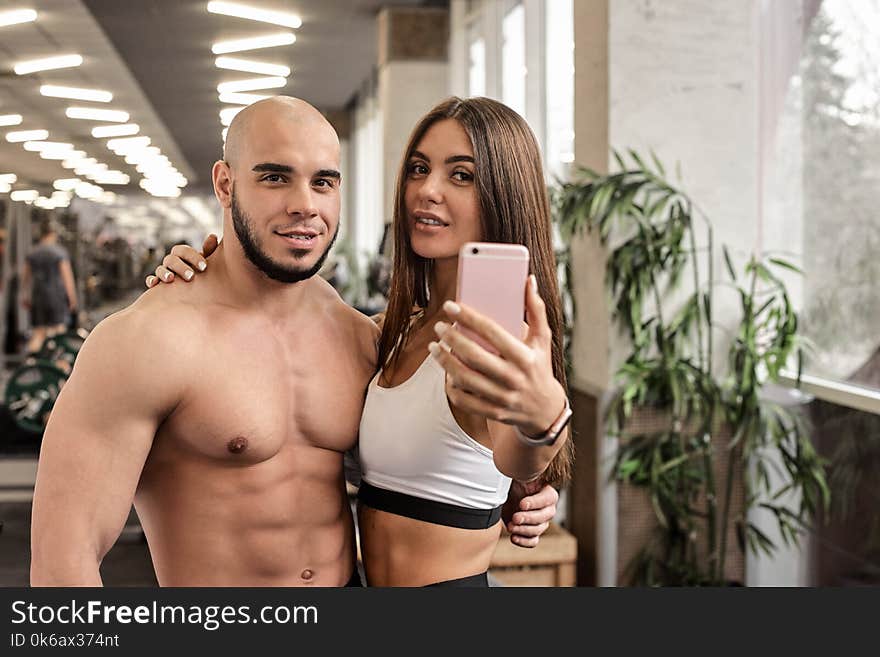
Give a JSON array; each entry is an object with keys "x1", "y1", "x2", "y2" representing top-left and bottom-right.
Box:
[{"x1": 158, "y1": 327, "x2": 372, "y2": 463}]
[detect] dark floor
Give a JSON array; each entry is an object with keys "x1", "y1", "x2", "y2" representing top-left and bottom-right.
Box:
[{"x1": 0, "y1": 501, "x2": 157, "y2": 586}]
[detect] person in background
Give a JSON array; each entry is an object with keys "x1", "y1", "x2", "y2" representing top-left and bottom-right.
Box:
[{"x1": 21, "y1": 220, "x2": 77, "y2": 354}]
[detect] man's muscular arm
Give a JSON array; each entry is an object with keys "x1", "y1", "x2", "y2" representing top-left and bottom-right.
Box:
[{"x1": 30, "y1": 304, "x2": 189, "y2": 585}]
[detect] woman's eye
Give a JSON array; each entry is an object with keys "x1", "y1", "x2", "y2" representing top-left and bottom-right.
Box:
[
  {"x1": 452, "y1": 170, "x2": 473, "y2": 182},
  {"x1": 408, "y1": 162, "x2": 428, "y2": 176}
]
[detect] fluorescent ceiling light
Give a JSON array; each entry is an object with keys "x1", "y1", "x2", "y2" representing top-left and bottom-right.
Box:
[
  {"x1": 0, "y1": 183, "x2": 12, "y2": 194},
  {"x1": 40, "y1": 85, "x2": 113, "y2": 103},
  {"x1": 207, "y1": 2, "x2": 301, "y2": 28},
  {"x1": 215, "y1": 56, "x2": 290, "y2": 77},
  {"x1": 23, "y1": 141, "x2": 73, "y2": 152},
  {"x1": 11, "y1": 190, "x2": 39, "y2": 202},
  {"x1": 107, "y1": 136, "x2": 151, "y2": 151},
  {"x1": 91, "y1": 123, "x2": 139, "y2": 138},
  {"x1": 14, "y1": 54, "x2": 82, "y2": 75},
  {"x1": 220, "y1": 106, "x2": 245, "y2": 126},
  {"x1": 0, "y1": 174, "x2": 17, "y2": 184},
  {"x1": 211, "y1": 32, "x2": 295, "y2": 55},
  {"x1": 62, "y1": 157, "x2": 93, "y2": 169},
  {"x1": 218, "y1": 92, "x2": 270, "y2": 105},
  {"x1": 75, "y1": 163, "x2": 107, "y2": 176},
  {"x1": 0, "y1": 9, "x2": 37, "y2": 27},
  {"x1": 6, "y1": 129, "x2": 48, "y2": 143},
  {"x1": 54, "y1": 179, "x2": 81, "y2": 191},
  {"x1": 75, "y1": 182, "x2": 104, "y2": 199},
  {"x1": 66, "y1": 107, "x2": 130, "y2": 123},
  {"x1": 93, "y1": 171, "x2": 130, "y2": 185},
  {"x1": 217, "y1": 76, "x2": 286, "y2": 94},
  {"x1": 0, "y1": 114, "x2": 23, "y2": 127},
  {"x1": 41, "y1": 150, "x2": 85, "y2": 160}
]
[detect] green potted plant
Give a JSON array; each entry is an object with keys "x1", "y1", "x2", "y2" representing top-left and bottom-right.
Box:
[{"x1": 552, "y1": 151, "x2": 830, "y2": 585}]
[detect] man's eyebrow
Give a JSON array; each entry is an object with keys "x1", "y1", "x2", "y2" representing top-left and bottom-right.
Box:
[
  {"x1": 252, "y1": 162, "x2": 293, "y2": 173},
  {"x1": 315, "y1": 169, "x2": 341, "y2": 180},
  {"x1": 409, "y1": 150, "x2": 474, "y2": 165}
]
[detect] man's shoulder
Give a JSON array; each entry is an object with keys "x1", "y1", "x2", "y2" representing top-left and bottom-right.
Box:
[
  {"x1": 309, "y1": 278, "x2": 380, "y2": 359},
  {"x1": 83, "y1": 290, "x2": 207, "y2": 363}
]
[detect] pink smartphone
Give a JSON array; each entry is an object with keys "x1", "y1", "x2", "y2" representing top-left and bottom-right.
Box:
[{"x1": 455, "y1": 242, "x2": 530, "y2": 354}]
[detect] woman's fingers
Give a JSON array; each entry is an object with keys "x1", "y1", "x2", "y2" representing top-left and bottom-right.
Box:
[
  {"x1": 429, "y1": 342, "x2": 515, "y2": 408},
  {"x1": 161, "y1": 254, "x2": 195, "y2": 281},
  {"x1": 201, "y1": 234, "x2": 220, "y2": 258},
  {"x1": 156, "y1": 264, "x2": 175, "y2": 283},
  {"x1": 170, "y1": 244, "x2": 207, "y2": 272},
  {"x1": 434, "y1": 322, "x2": 521, "y2": 389},
  {"x1": 442, "y1": 300, "x2": 534, "y2": 370}
]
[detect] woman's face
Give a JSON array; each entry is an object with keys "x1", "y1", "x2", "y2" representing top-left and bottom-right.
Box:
[{"x1": 404, "y1": 119, "x2": 483, "y2": 260}]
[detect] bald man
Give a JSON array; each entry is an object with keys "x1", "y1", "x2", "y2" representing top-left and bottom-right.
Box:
[{"x1": 30, "y1": 97, "x2": 555, "y2": 587}]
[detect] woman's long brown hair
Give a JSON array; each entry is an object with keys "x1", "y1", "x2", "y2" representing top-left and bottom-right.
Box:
[{"x1": 377, "y1": 97, "x2": 572, "y2": 487}]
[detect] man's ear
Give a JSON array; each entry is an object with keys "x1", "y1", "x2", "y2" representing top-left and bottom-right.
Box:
[{"x1": 212, "y1": 160, "x2": 233, "y2": 208}]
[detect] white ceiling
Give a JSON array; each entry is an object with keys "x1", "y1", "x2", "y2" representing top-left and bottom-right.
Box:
[{"x1": 0, "y1": 0, "x2": 194, "y2": 198}]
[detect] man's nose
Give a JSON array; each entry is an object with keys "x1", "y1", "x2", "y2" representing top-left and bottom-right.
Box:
[{"x1": 286, "y1": 181, "x2": 319, "y2": 217}]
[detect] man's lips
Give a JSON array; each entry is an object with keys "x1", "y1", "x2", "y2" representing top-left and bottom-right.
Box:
[{"x1": 275, "y1": 228, "x2": 320, "y2": 238}]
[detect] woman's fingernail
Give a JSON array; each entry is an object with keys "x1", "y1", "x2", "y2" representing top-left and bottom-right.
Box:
[
  {"x1": 443, "y1": 300, "x2": 461, "y2": 316},
  {"x1": 184, "y1": 270, "x2": 194, "y2": 280},
  {"x1": 428, "y1": 342, "x2": 441, "y2": 355},
  {"x1": 530, "y1": 275, "x2": 538, "y2": 292},
  {"x1": 434, "y1": 321, "x2": 449, "y2": 336},
  {"x1": 164, "y1": 273, "x2": 171, "y2": 281},
  {"x1": 198, "y1": 261, "x2": 207, "y2": 271},
  {"x1": 147, "y1": 276, "x2": 155, "y2": 286}
]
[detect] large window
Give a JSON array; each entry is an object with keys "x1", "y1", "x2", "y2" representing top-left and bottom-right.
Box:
[
  {"x1": 468, "y1": 21, "x2": 486, "y2": 98},
  {"x1": 799, "y1": 0, "x2": 880, "y2": 386},
  {"x1": 501, "y1": 2, "x2": 526, "y2": 117},
  {"x1": 544, "y1": 0, "x2": 574, "y2": 181},
  {"x1": 769, "y1": 0, "x2": 880, "y2": 586},
  {"x1": 454, "y1": 0, "x2": 574, "y2": 182}
]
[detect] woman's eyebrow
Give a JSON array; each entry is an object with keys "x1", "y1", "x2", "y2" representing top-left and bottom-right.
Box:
[{"x1": 409, "y1": 150, "x2": 474, "y2": 165}]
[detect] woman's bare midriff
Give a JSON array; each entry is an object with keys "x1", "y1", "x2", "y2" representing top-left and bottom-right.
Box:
[{"x1": 357, "y1": 503, "x2": 501, "y2": 586}]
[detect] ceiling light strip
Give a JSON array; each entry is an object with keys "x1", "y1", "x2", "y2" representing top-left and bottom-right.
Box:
[{"x1": 206, "y1": 2, "x2": 301, "y2": 29}]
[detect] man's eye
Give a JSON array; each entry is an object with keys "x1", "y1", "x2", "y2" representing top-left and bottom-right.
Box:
[
  {"x1": 262, "y1": 174, "x2": 285, "y2": 183},
  {"x1": 314, "y1": 179, "x2": 334, "y2": 188}
]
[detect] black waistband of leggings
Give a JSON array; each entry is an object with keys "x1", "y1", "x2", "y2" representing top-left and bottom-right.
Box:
[
  {"x1": 425, "y1": 571, "x2": 489, "y2": 587},
  {"x1": 357, "y1": 481, "x2": 503, "y2": 530}
]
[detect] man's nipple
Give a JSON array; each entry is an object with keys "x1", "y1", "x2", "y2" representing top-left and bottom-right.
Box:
[{"x1": 227, "y1": 436, "x2": 249, "y2": 454}]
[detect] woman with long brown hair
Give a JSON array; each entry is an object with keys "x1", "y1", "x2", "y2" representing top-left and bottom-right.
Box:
[{"x1": 148, "y1": 96, "x2": 572, "y2": 587}]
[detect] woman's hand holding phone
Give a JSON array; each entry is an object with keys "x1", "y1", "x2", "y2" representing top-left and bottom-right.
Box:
[{"x1": 428, "y1": 274, "x2": 566, "y2": 439}]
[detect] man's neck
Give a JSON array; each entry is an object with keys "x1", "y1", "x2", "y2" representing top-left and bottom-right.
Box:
[{"x1": 212, "y1": 238, "x2": 313, "y2": 319}]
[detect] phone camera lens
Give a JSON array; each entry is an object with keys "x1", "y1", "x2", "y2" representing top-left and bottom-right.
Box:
[{"x1": 472, "y1": 247, "x2": 479, "y2": 254}]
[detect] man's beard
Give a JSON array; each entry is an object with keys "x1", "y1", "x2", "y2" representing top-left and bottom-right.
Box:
[{"x1": 231, "y1": 191, "x2": 338, "y2": 284}]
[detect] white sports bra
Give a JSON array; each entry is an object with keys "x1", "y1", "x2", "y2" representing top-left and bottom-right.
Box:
[{"x1": 358, "y1": 352, "x2": 512, "y2": 512}]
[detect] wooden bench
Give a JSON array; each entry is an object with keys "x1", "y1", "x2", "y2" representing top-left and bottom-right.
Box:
[{"x1": 490, "y1": 522, "x2": 577, "y2": 586}]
